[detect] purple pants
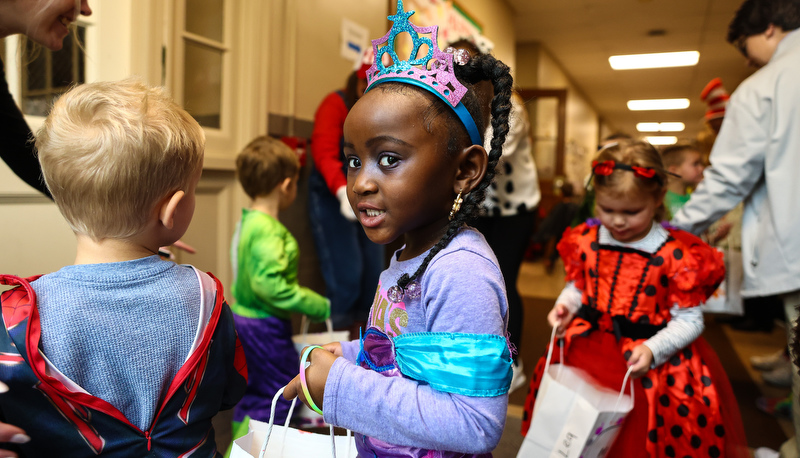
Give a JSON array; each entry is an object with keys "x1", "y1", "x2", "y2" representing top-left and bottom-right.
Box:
[{"x1": 232, "y1": 315, "x2": 298, "y2": 424}]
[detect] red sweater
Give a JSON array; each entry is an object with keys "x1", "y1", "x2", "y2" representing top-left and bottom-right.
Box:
[{"x1": 311, "y1": 91, "x2": 349, "y2": 195}]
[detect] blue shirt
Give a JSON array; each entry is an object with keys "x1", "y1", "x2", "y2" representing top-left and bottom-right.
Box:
[{"x1": 32, "y1": 255, "x2": 200, "y2": 430}]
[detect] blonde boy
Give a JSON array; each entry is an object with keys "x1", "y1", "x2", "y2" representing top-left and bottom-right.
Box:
[
  {"x1": 661, "y1": 143, "x2": 706, "y2": 217},
  {"x1": 0, "y1": 79, "x2": 246, "y2": 456},
  {"x1": 230, "y1": 136, "x2": 329, "y2": 429}
]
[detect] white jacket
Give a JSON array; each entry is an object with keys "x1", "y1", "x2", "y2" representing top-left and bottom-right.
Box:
[{"x1": 672, "y1": 29, "x2": 800, "y2": 298}]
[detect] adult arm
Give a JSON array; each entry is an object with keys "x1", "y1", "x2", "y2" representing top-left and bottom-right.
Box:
[
  {"x1": 0, "y1": 63, "x2": 51, "y2": 198},
  {"x1": 671, "y1": 88, "x2": 766, "y2": 235},
  {"x1": 310, "y1": 92, "x2": 348, "y2": 195}
]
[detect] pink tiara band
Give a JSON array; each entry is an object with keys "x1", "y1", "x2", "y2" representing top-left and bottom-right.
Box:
[{"x1": 365, "y1": 0, "x2": 481, "y2": 145}]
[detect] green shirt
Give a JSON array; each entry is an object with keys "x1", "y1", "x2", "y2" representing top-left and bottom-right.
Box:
[
  {"x1": 665, "y1": 190, "x2": 690, "y2": 219},
  {"x1": 230, "y1": 208, "x2": 329, "y2": 321}
]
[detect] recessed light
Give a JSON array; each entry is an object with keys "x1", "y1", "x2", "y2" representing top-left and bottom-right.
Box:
[
  {"x1": 609, "y1": 51, "x2": 700, "y2": 70},
  {"x1": 637, "y1": 122, "x2": 685, "y2": 132},
  {"x1": 646, "y1": 136, "x2": 678, "y2": 145},
  {"x1": 627, "y1": 99, "x2": 690, "y2": 111}
]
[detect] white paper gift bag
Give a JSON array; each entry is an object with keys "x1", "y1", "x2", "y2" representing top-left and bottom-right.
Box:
[
  {"x1": 701, "y1": 247, "x2": 744, "y2": 315},
  {"x1": 290, "y1": 317, "x2": 350, "y2": 428},
  {"x1": 517, "y1": 327, "x2": 634, "y2": 458},
  {"x1": 292, "y1": 317, "x2": 350, "y2": 354},
  {"x1": 230, "y1": 387, "x2": 357, "y2": 458}
]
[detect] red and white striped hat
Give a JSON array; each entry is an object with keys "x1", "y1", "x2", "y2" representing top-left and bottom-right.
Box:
[{"x1": 700, "y1": 77, "x2": 730, "y2": 122}]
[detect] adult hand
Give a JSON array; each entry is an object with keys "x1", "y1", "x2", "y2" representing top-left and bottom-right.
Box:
[
  {"x1": 336, "y1": 187, "x2": 357, "y2": 221},
  {"x1": 627, "y1": 345, "x2": 654, "y2": 378},
  {"x1": 0, "y1": 381, "x2": 29, "y2": 458},
  {"x1": 547, "y1": 303, "x2": 574, "y2": 337},
  {"x1": 283, "y1": 346, "x2": 339, "y2": 413},
  {"x1": 709, "y1": 221, "x2": 733, "y2": 245}
]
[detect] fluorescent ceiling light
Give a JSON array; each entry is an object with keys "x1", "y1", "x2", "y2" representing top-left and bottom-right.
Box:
[
  {"x1": 627, "y1": 99, "x2": 690, "y2": 111},
  {"x1": 646, "y1": 136, "x2": 678, "y2": 146},
  {"x1": 636, "y1": 123, "x2": 660, "y2": 132},
  {"x1": 636, "y1": 122, "x2": 685, "y2": 132},
  {"x1": 609, "y1": 51, "x2": 700, "y2": 70}
]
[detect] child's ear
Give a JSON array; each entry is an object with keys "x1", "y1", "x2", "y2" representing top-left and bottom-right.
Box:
[
  {"x1": 454, "y1": 144, "x2": 488, "y2": 194},
  {"x1": 279, "y1": 176, "x2": 293, "y2": 193},
  {"x1": 159, "y1": 190, "x2": 186, "y2": 230}
]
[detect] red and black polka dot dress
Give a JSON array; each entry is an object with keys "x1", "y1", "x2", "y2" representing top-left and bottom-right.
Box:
[{"x1": 521, "y1": 222, "x2": 748, "y2": 457}]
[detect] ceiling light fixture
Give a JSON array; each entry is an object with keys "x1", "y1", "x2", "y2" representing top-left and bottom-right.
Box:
[
  {"x1": 627, "y1": 99, "x2": 690, "y2": 111},
  {"x1": 646, "y1": 136, "x2": 678, "y2": 146},
  {"x1": 636, "y1": 122, "x2": 685, "y2": 132},
  {"x1": 609, "y1": 51, "x2": 700, "y2": 70}
]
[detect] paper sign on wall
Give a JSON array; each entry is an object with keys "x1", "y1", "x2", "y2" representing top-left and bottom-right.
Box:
[{"x1": 341, "y1": 18, "x2": 368, "y2": 63}]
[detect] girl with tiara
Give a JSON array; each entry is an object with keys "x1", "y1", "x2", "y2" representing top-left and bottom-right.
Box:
[
  {"x1": 521, "y1": 140, "x2": 748, "y2": 457},
  {"x1": 283, "y1": 1, "x2": 514, "y2": 455}
]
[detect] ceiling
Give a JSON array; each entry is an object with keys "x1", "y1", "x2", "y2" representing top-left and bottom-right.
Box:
[{"x1": 507, "y1": 0, "x2": 756, "y2": 141}]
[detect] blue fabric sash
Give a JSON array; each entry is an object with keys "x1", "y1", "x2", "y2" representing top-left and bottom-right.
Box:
[{"x1": 358, "y1": 328, "x2": 513, "y2": 397}]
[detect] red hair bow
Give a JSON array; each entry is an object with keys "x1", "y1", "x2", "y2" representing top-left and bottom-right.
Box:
[
  {"x1": 631, "y1": 166, "x2": 656, "y2": 178},
  {"x1": 591, "y1": 160, "x2": 660, "y2": 181},
  {"x1": 591, "y1": 160, "x2": 615, "y2": 176}
]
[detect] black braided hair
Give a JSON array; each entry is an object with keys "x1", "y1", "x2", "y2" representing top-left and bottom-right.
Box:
[{"x1": 392, "y1": 53, "x2": 514, "y2": 290}]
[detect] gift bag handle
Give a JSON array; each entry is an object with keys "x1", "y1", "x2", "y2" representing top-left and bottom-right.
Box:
[
  {"x1": 543, "y1": 325, "x2": 565, "y2": 379},
  {"x1": 614, "y1": 366, "x2": 635, "y2": 412},
  {"x1": 299, "y1": 315, "x2": 336, "y2": 343},
  {"x1": 257, "y1": 363, "x2": 353, "y2": 457},
  {"x1": 543, "y1": 325, "x2": 635, "y2": 411}
]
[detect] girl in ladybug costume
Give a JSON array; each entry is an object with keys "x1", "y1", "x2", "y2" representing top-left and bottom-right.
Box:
[{"x1": 521, "y1": 140, "x2": 748, "y2": 457}]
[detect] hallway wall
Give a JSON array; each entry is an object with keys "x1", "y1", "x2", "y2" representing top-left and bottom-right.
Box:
[{"x1": 516, "y1": 42, "x2": 600, "y2": 191}]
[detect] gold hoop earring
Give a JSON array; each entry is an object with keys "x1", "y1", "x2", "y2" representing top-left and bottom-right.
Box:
[{"x1": 449, "y1": 189, "x2": 464, "y2": 221}]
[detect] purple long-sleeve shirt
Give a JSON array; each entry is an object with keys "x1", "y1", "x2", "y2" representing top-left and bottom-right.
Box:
[{"x1": 323, "y1": 228, "x2": 510, "y2": 454}]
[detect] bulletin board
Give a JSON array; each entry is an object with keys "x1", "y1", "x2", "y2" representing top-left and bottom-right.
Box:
[{"x1": 389, "y1": 0, "x2": 483, "y2": 45}]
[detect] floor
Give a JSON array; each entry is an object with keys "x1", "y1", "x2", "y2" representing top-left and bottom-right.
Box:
[{"x1": 215, "y1": 259, "x2": 795, "y2": 456}]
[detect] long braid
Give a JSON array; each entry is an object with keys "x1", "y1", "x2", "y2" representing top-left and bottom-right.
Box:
[{"x1": 397, "y1": 54, "x2": 514, "y2": 290}]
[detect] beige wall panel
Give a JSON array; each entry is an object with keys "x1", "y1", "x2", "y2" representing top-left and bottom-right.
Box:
[
  {"x1": 0, "y1": 199, "x2": 76, "y2": 277},
  {"x1": 456, "y1": 0, "x2": 516, "y2": 74},
  {"x1": 174, "y1": 170, "x2": 238, "y2": 291}
]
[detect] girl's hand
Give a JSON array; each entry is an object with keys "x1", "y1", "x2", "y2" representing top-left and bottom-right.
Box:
[
  {"x1": 283, "y1": 346, "x2": 340, "y2": 411},
  {"x1": 548, "y1": 303, "x2": 574, "y2": 337},
  {"x1": 627, "y1": 345, "x2": 654, "y2": 378},
  {"x1": 321, "y1": 341, "x2": 343, "y2": 357}
]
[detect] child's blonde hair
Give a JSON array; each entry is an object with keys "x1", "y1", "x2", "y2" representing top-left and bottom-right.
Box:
[
  {"x1": 660, "y1": 143, "x2": 701, "y2": 169},
  {"x1": 235, "y1": 136, "x2": 299, "y2": 199},
  {"x1": 36, "y1": 78, "x2": 205, "y2": 240},
  {"x1": 593, "y1": 139, "x2": 667, "y2": 221}
]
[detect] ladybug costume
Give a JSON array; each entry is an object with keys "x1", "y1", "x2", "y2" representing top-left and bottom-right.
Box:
[{"x1": 522, "y1": 220, "x2": 748, "y2": 457}]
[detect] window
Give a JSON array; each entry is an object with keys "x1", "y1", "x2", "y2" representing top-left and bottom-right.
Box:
[
  {"x1": 182, "y1": 0, "x2": 226, "y2": 129},
  {"x1": 20, "y1": 26, "x2": 87, "y2": 117}
]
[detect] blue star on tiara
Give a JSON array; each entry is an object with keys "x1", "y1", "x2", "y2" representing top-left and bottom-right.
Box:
[{"x1": 365, "y1": 0, "x2": 482, "y2": 145}]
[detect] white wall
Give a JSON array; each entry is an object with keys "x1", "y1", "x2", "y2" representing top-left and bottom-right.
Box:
[{"x1": 515, "y1": 43, "x2": 600, "y2": 191}]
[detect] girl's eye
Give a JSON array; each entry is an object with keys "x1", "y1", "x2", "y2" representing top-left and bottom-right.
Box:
[
  {"x1": 348, "y1": 157, "x2": 361, "y2": 168},
  {"x1": 378, "y1": 155, "x2": 399, "y2": 167}
]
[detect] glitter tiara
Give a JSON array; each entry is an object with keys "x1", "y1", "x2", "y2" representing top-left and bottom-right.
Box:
[{"x1": 365, "y1": 0, "x2": 482, "y2": 145}]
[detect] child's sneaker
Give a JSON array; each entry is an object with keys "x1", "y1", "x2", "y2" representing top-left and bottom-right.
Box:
[
  {"x1": 753, "y1": 447, "x2": 780, "y2": 458},
  {"x1": 761, "y1": 361, "x2": 794, "y2": 388},
  {"x1": 750, "y1": 349, "x2": 790, "y2": 371}
]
